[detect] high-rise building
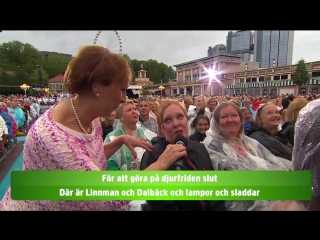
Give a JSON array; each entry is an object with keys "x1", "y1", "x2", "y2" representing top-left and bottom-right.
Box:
[
  {"x1": 254, "y1": 31, "x2": 294, "y2": 68},
  {"x1": 226, "y1": 30, "x2": 254, "y2": 62},
  {"x1": 207, "y1": 44, "x2": 226, "y2": 57}
]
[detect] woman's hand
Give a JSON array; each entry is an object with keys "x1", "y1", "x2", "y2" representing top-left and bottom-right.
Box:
[
  {"x1": 157, "y1": 144, "x2": 187, "y2": 170},
  {"x1": 218, "y1": 95, "x2": 227, "y2": 103},
  {"x1": 121, "y1": 135, "x2": 154, "y2": 159}
]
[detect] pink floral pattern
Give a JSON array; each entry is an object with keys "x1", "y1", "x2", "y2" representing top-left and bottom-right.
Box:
[{"x1": 0, "y1": 105, "x2": 130, "y2": 211}]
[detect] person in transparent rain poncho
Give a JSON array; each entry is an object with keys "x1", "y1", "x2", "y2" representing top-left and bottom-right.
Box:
[
  {"x1": 267, "y1": 99, "x2": 320, "y2": 211},
  {"x1": 202, "y1": 102, "x2": 292, "y2": 211}
]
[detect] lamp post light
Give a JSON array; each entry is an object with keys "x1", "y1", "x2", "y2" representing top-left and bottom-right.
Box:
[
  {"x1": 158, "y1": 79, "x2": 165, "y2": 97},
  {"x1": 44, "y1": 87, "x2": 49, "y2": 95},
  {"x1": 272, "y1": 58, "x2": 276, "y2": 67},
  {"x1": 158, "y1": 85, "x2": 165, "y2": 97},
  {"x1": 20, "y1": 83, "x2": 30, "y2": 96}
]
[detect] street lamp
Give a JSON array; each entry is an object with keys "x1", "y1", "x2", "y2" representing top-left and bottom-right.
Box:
[
  {"x1": 272, "y1": 59, "x2": 276, "y2": 67},
  {"x1": 158, "y1": 85, "x2": 165, "y2": 97},
  {"x1": 20, "y1": 83, "x2": 30, "y2": 96},
  {"x1": 36, "y1": 65, "x2": 43, "y2": 85}
]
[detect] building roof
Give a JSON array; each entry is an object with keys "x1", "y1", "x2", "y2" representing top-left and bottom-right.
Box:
[
  {"x1": 48, "y1": 74, "x2": 64, "y2": 83},
  {"x1": 173, "y1": 55, "x2": 241, "y2": 67}
]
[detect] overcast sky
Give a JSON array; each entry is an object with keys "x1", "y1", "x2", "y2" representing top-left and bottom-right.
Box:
[{"x1": 0, "y1": 31, "x2": 318, "y2": 67}]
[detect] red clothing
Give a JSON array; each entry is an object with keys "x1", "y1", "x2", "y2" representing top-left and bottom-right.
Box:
[
  {"x1": 252, "y1": 101, "x2": 262, "y2": 111},
  {"x1": 9, "y1": 116, "x2": 17, "y2": 137}
]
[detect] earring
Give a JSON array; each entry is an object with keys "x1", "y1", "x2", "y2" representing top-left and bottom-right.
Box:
[{"x1": 97, "y1": 93, "x2": 99, "y2": 97}]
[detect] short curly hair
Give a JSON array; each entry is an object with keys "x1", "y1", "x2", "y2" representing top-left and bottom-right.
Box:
[{"x1": 64, "y1": 45, "x2": 132, "y2": 94}]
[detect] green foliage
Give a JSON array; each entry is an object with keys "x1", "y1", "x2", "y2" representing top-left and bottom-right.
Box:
[
  {"x1": 0, "y1": 39, "x2": 175, "y2": 95},
  {"x1": 0, "y1": 41, "x2": 72, "y2": 92},
  {"x1": 130, "y1": 58, "x2": 175, "y2": 84},
  {"x1": 41, "y1": 54, "x2": 71, "y2": 78},
  {"x1": 122, "y1": 54, "x2": 134, "y2": 80},
  {"x1": 30, "y1": 67, "x2": 49, "y2": 84},
  {"x1": 292, "y1": 59, "x2": 310, "y2": 86}
]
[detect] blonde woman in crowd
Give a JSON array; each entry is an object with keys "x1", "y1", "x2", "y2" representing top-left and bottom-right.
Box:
[
  {"x1": 243, "y1": 98, "x2": 255, "y2": 120},
  {"x1": 141, "y1": 99, "x2": 225, "y2": 211},
  {"x1": 105, "y1": 99, "x2": 156, "y2": 171},
  {"x1": 205, "y1": 97, "x2": 218, "y2": 120},
  {"x1": 280, "y1": 97, "x2": 308, "y2": 146},
  {"x1": 275, "y1": 98, "x2": 283, "y2": 111},
  {"x1": 268, "y1": 99, "x2": 320, "y2": 211},
  {"x1": 149, "y1": 99, "x2": 158, "y2": 119},
  {"x1": 230, "y1": 98, "x2": 241, "y2": 107}
]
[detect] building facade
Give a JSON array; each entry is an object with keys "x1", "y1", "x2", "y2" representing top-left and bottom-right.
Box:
[
  {"x1": 226, "y1": 30, "x2": 254, "y2": 62},
  {"x1": 172, "y1": 55, "x2": 243, "y2": 96},
  {"x1": 207, "y1": 44, "x2": 226, "y2": 57},
  {"x1": 134, "y1": 64, "x2": 153, "y2": 86},
  {"x1": 48, "y1": 74, "x2": 65, "y2": 91},
  {"x1": 254, "y1": 30, "x2": 294, "y2": 68},
  {"x1": 169, "y1": 56, "x2": 320, "y2": 96}
]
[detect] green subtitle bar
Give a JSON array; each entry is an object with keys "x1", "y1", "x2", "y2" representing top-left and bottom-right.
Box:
[{"x1": 11, "y1": 171, "x2": 312, "y2": 201}]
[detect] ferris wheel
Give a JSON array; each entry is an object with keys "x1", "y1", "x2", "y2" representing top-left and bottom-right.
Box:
[{"x1": 93, "y1": 30, "x2": 122, "y2": 54}]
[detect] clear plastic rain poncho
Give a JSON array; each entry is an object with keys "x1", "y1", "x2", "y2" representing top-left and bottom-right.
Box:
[
  {"x1": 202, "y1": 113, "x2": 292, "y2": 211},
  {"x1": 187, "y1": 105, "x2": 197, "y2": 136},
  {"x1": 292, "y1": 99, "x2": 320, "y2": 211}
]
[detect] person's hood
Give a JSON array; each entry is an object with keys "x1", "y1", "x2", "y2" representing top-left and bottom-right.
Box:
[
  {"x1": 246, "y1": 123, "x2": 289, "y2": 145},
  {"x1": 245, "y1": 123, "x2": 262, "y2": 135},
  {"x1": 151, "y1": 136, "x2": 165, "y2": 145},
  {"x1": 281, "y1": 121, "x2": 294, "y2": 129},
  {"x1": 188, "y1": 104, "x2": 196, "y2": 111}
]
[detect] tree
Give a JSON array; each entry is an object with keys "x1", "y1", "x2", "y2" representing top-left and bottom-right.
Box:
[
  {"x1": 131, "y1": 59, "x2": 142, "y2": 79},
  {"x1": 131, "y1": 59, "x2": 176, "y2": 84},
  {"x1": 0, "y1": 41, "x2": 44, "y2": 87},
  {"x1": 122, "y1": 54, "x2": 134, "y2": 80},
  {"x1": 0, "y1": 70, "x2": 16, "y2": 85},
  {"x1": 0, "y1": 41, "x2": 41, "y2": 76},
  {"x1": 15, "y1": 69, "x2": 30, "y2": 84},
  {"x1": 30, "y1": 67, "x2": 49, "y2": 85},
  {"x1": 0, "y1": 41, "x2": 176, "y2": 87},
  {"x1": 41, "y1": 54, "x2": 72, "y2": 79},
  {"x1": 292, "y1": 59, "x2": 310, "y2": 86}
]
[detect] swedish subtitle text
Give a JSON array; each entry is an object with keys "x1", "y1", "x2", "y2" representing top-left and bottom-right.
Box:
[
  {"x1": 101, "y1": 173, "x2": 218, "y2": 184},
  {"x1": 58, "y1": 188, "x2": 261, "y2": 198}
]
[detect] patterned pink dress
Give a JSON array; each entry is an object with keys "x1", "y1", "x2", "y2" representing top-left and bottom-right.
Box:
[{"x1": 0, "y1": 105, "x2": 130, "y2": 211}]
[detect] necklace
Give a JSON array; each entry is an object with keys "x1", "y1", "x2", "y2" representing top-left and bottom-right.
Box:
[{"x1": 71, "y1": 98, "x2": 93, "y2": 134}]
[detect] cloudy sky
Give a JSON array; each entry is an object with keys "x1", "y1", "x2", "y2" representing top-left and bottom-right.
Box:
[{"x1": 0, "y1": 31, "x2": 318, "y2": 67}]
